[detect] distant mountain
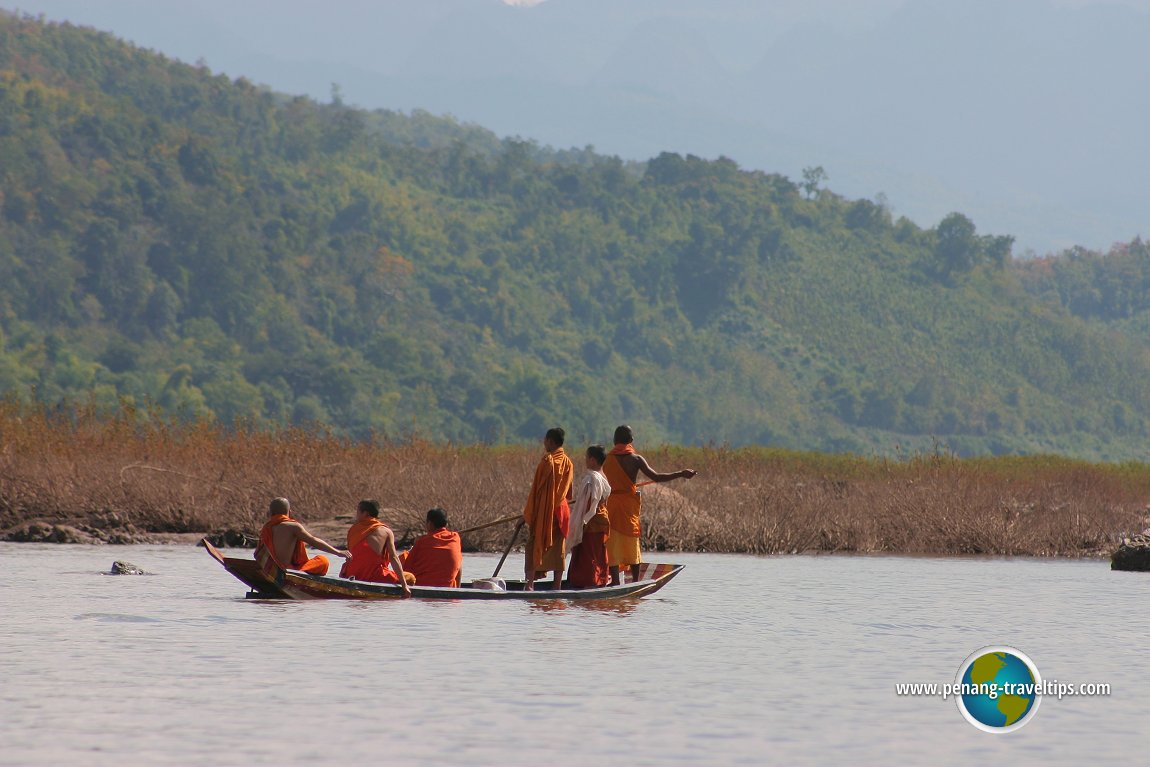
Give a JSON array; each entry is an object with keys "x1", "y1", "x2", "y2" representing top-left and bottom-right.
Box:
[
  {"x1": 7, "y1": 0, "x2": 1149, "y2": 254},
  {"x1": 3, "y1": 12, "x2": 1150, "y2": 459}
]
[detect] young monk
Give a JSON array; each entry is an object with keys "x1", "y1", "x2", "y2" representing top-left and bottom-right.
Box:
[
  {"x1": 340, "y1": 499, "x2": 412, "y2": 597},
  {"x1": 398, "y1": 507, "x2": 463, "y2": 588},
  {"x1": 523, "y1": 427, "x2": 574, "y2": 591},
  {"x1": 255, "y1": 497, "x2": 350, "y2": 575},
  {"x1": 566, "y1": 445, "x2": 612, "y2": 589},
  {"x1": 604, "y1": 425, "x2": 697, "y2": 585}
]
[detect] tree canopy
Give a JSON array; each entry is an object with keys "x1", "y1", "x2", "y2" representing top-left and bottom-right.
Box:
[{"x1": 2, "y1": 12, "x2": 1149, "y2": 459}]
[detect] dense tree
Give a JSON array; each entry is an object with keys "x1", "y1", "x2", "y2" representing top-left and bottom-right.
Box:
[{"x1": 0, "y1": 12, "x2": 1148, "y2": 459}]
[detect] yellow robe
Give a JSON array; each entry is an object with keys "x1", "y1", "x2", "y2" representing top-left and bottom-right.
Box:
[{"x1": 604, "y1": 452, "x2": 643, "y2": 567}]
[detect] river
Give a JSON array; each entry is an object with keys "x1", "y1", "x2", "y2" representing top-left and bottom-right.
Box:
[{"x1": 1, "y1": 544, "x2": 1146, "y2": 765}]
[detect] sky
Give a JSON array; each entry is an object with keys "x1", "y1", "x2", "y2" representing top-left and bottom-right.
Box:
[{"x1": 7, "y1": 0, "x2": 1149, "y2": 254}]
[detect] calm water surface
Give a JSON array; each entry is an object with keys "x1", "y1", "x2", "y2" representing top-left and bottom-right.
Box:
[{"x1": 1, "y1": 544, "x2": 1147, "y2": 766}]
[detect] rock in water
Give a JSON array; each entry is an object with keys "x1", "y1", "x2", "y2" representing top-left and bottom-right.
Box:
[
  {"x1": 110, "y1": 560, "x2": 146, "y2": 575},
  {"x1": 1111, "y1": 532, "x2": 1150, "y2": 571}
]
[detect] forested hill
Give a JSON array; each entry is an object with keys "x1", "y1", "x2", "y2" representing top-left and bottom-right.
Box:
[{"x1": 2, "y1": 13, "x2": 1149, "y2": 459}]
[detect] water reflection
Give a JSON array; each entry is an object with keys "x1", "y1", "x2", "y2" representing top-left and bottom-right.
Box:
[{"x1": 527, "y1": 598, "x2": 642, "y2": 616}]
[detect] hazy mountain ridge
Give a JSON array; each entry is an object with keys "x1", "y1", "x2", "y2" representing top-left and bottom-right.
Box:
[{"x1": 9, "y1": 0, "x2": 1147, "y2": 254}]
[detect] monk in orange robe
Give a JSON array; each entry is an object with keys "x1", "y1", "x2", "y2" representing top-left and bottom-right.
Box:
[
  {"x1": 523, "y1": 427, "x2": 574, "y2": 591},
  {"x1": 566, "y1": 445, "x2": 612, "y2": 589},
  {"x1": 255, "y1": 497, "x2": 350, "y2": 575},
  {"x1": 398, "y1": 507, "x2": 463, "y2": 588},
  {"x1": 605, "y1": 425, "x2": 697, "y2": 585},
  {"x1": 339, "y1": 499, "x2": 413, "y2": 597}
]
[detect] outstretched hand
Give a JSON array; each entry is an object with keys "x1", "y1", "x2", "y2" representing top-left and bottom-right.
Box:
[{"x1": 680, "y1": 469, "x2": 698, "y2": 480}]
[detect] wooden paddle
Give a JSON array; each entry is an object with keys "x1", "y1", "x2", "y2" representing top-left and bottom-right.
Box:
[
  {"x1": 455, "y1": 513, "x2": 521, "y2": 536},
  {"x1": 492, "y1": 519, "x2": 525, "y2": 578}
]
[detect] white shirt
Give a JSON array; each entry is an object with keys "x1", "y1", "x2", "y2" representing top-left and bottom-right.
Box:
[{"x1": 567, "y1": 469, "x2": 610, "y2": 550}]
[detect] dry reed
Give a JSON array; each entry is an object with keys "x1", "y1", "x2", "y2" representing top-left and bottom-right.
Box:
[{"x1": 1, "y1": 403, "x2": 1147, "y2": 556}]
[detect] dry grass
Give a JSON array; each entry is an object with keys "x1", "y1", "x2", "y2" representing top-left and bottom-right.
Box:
[
  {"x1": 640, "y1": 447, "x2": 1150, "y2": 556},
  {"x1": 2, "y1": 403, "x2": 1147, "y2": 555}
]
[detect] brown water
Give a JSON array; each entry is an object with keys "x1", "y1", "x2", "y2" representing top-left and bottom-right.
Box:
[{"x1": 1, "y1": 543, "x2": 1146, "y2": 765}]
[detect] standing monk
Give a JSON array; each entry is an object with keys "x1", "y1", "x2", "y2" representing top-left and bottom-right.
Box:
[
  {"x1": 398, "y1": 507, "x2": 463, "y2": 588},
  {"x1": 605, "y1": 425, "x2": 697, "y2": 585},
  {"x1": 340, "y1": 500, "x2": 412, "y2": 597},
  {"x1": 256, "y1": 497, "x2": 350, "y2": 576},
  {"x1": 566, "y1": 445, "x2": 612, "y2": 589},
  {"x1": 523, "y1": 427, "x2": 574, "y2": 591}
]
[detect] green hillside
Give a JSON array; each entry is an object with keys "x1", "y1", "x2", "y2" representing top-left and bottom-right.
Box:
[{"x1": 2, "y1": 12, "x2": 1149, "y2": 458}]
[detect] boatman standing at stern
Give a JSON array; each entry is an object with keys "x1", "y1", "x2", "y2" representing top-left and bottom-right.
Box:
[
  {"x1": 523, "y1": 427, "x2": 574, "y2": 591},
  {"x1": 605, "y1": 425, "x2": 697, "y2": 585},
  {"x1": 256, "y1": 497, "x2": 350, "y2": 576}
]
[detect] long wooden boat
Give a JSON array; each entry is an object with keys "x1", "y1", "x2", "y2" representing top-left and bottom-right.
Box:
[{"x1": 202, "y1": 538, "x2": 684, "y2": 601}]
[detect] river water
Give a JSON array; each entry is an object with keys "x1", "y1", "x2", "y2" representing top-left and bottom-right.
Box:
[{"x1": 1, "y1": 543, "x2": 1146, "y2": 765}]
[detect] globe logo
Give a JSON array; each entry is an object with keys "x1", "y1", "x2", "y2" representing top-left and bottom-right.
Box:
[{"x1": 955, "y1": 646, "x2": 1042, "y2": 732}]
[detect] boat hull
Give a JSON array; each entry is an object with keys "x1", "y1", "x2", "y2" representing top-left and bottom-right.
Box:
[{"x1": 202, "y1": 538, "x2": 683, "y2": 601}]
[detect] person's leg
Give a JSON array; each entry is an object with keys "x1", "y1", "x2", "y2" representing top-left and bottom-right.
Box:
[
  {"x1": 609, "y1": 565, "x2": 621, "y2": 586},
  {"x1": 629, "y1": 563, "x2": 641, "y2": 583},
  {"x1": 566, "y1": 546, "x2": 579, "y2": 588},
  {"x1": 299, "y1": 556, "x2": 329, "y2": 575},
  {"x1": 552, "y1": 569, "x2": 563, "y2": 590}
]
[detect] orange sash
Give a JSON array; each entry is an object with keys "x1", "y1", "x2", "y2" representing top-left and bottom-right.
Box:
[
  {"x1": 340, "y1": 518, "x2": 399, "y2": 583},
  {"x1": 346, "y1": 518, "x2": 383, "y2": 549},
  {"x1": 603, "y1": 453, "x2": 642, "y2": 538},
  {"x1": 258, "y1": 514, "x2": 308, "y2": 569}
]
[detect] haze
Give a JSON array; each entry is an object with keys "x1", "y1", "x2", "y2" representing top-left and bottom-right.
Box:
[{"x1": 12, "y1": 0, "x2": 1150, "y2": 254}]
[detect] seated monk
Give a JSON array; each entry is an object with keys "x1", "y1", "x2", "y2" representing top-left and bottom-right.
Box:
[
  {"x1": 340, "y1": 499, "x2": 413, "y2": 596},
  {"x1": 398, "y1": 507, "x2": 463, "y2": 587},
  {"x1": 256, "y1": 497, "x2": 350, "y2": 575}
]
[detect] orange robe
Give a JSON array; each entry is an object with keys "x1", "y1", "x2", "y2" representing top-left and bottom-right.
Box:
[
  {"x1": 604, "y1": 448, "x2": 643, "y2": 567},
  {"x1": 399, "y1": 529, "x2": 463, "y2": 587},
  {"x1": 256, "y1": 514, "x2": 329, "y2": 575},
  {"x1": 523, "y1": 447, "x2": 574, "y2": 573},
  {"x1": 604, "y1": 451, "x2": 641, "y2": 537},
  {"x1": 339, "y1": 518, "x2": 401, "y2": 584}
]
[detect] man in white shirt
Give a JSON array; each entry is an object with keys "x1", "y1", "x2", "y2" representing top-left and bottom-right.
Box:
[{"x1": 565, "y1": 445, "x2": 612, "y2": 588}]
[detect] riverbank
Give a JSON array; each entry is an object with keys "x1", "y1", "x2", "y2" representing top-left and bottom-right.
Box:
[{"x1": 2, "y1": 405, "x2": 1148, "y2": 556}]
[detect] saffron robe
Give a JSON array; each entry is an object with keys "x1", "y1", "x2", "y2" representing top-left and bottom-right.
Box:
[
  {"x1": 399, "y1": 529, "x2": 463, "y2": 587},
  {"x1": 604, "y1": 448, "x2": 643, "y2": 567},
  {"x1": 523, "y1": 447, "x2": 574, "y2": 573},
  {"x1": 256, "y1": 514, "x2": 329, "y2": 575},
  {"x1": 340, "y1": 518, "x2": 401, "y2": 584}
]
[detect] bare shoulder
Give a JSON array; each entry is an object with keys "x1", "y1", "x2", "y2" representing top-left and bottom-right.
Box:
[{"x1": 627, "y1": 453, "x2": 650, "y2": 469}]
